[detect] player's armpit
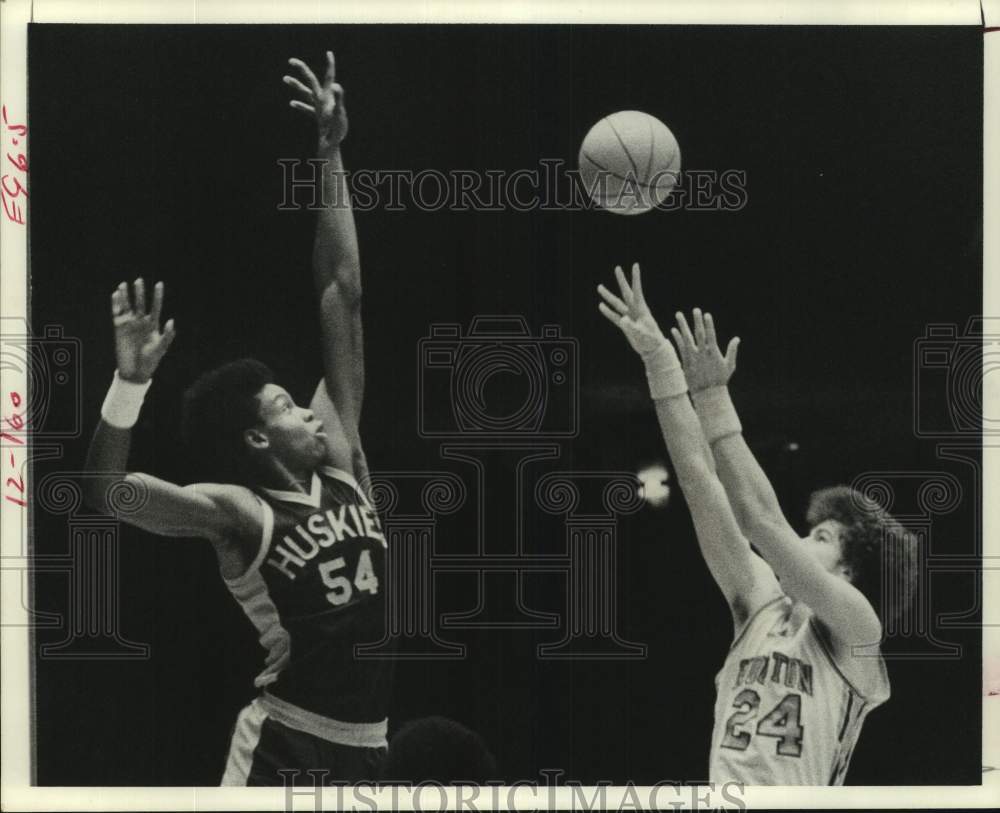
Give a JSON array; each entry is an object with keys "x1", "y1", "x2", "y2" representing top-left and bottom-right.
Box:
[{"x1": 728, "y1": 553, "x2": 783, "y2": 628}]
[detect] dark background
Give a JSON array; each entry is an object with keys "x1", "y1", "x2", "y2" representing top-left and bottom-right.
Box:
[{"x1": 28, "y1": 25, "x2": 982, "y2": 785}]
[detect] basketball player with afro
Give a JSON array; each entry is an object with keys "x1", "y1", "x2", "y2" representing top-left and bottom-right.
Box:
[
  {"x1": 82, "y1": 51, "x2": 393, "y2": 785},
  {"x1": 598, "y1": 264, "x2": 917, "y2": 785}
]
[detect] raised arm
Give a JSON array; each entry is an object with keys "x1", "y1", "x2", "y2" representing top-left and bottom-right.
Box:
[
  {"x1": 82, "y1": 280, "x2": 261, "y2": 554},
  {"x1": 673, "y1": 309, "x2": 882, "y2": 647},
  {"x1": 598, "y1": 265, "x2": 780, "y2": 625},
  {"x1": 284, "y1": 53, "x2": 366, "y2": 474}
]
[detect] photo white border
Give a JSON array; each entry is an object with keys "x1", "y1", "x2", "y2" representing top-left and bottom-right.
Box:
[{"x1": 1, "y1": 0, "x2": 997, "y2": 809}]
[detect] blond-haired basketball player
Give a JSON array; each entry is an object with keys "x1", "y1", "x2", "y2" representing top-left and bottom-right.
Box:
[{"x1": 599, "y1": 264, "x2": 916, "y2": 785}]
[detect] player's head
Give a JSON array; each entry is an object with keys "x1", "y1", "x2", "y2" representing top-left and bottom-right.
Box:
[
  {"x1": 803, "y1": 485, "x2": 918, "y2": 626},
  {"x1": 383, "y1": 716, "x2": 499, "y2": 784},
  {"x1": 181, "y1": 358, "x2": 326, "y2": 484}
]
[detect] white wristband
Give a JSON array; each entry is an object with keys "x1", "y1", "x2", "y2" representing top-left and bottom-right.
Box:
[
  {"x1": 100, "y1": 371, "x2": 152, "y2": 429},
  {"x1": 642, "y1": 342, "x2": 688, "y2": 401},
  {"x1": 691, "y1": 385, "x2": 742, "y2": 444}
]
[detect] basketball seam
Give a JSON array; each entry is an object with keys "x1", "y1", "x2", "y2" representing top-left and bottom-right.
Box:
[
  {"x1": 664, "y1": 142, "x2": 679, "y2": 170},
  {"x1": 642, "y1": 118, "x2": 656, "y2": 185},
  {"x1": 605, "y1": 117, "x2": 642, "y2": 183},
  {"x1": 580, "y1": 152, "x2": 676, "y2": 191}
]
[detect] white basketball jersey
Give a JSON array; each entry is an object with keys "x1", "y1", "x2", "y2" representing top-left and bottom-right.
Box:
[{"x1": 709, "y1": 595, "x2": 889, "y2": 786}]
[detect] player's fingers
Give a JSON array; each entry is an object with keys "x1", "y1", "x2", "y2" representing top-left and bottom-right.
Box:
[
  {"x1": 115, "y1": 282, "x2": 131, "y2": 315},
  {"x1": 289, "y1": 100, "x2": 316, "y2": 115},
  {"x1": 597, "y1": 284, "x2": 629, "y2": 315},
  {"x1": 150, "y1": 281, "x2": 164, "y2": 326},
  {"x1": 331, "y1": 82, "x2": 345, "y2": 102},
  {"x1": 631, "y1": 263, "x2": 645, "y2": 302},
  {"x1": 133, "y1": 278, "x2": 146, "y2": 314},
  {"x1": 670, "y1": 327, "x2": 689, "y2": 363},
  {"x1": 725, "y1": 337, "x2": 740, "y2": 371},
  {"x1": 675, "y1": 311, "x2": 696, "y2": 349},
  {"x1": 613, "y1": 265, "x2": 634, "y2": 306},
  {"x1": 282, "y1": 75, "x2": 313, "y2": 98},
  {"x1": 153, "y1": 318, "x2": 176, "y2": 357},
  {"x1": 325, "y1": 50, "x2": 336, "y2": 84},
  {"x1": 692, "y1": 308, "x2": 706, "y2": 346},
  {"x1": 288, "y1": 58, "x2": 322, "y2": 94},
  {"x1": 598, "y1": 301, "x2": 626, "y2": 328},
  {"x1": 704, "y1": 312, "x2": 718, "y2": 348}
]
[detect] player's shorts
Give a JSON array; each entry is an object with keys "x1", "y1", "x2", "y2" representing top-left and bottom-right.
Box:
[{"x1": 221, "y1": 692, "x2": 388, "y2": 786}]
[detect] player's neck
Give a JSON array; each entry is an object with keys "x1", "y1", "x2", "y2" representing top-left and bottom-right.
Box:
[{"x1": 254, "y1": 458, "x2": 316, "y2": 493}]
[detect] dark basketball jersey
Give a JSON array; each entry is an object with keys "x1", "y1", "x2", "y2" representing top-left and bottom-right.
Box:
[
  {"x1": 223, "y1": 465, "x2": 393, "y2": 724},
  {"x1": 710, "y1": 595, "x2": 889, "y2": 785}
]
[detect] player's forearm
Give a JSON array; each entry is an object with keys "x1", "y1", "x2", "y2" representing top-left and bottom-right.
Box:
[
  {"x1": 82, "y1": 421, "x2": 133, "y2": 509},
  {"x1": 638, "y1": 340, "x2": 707, "y2": 471},
  {"x1": 311, "y1": 146, "x2": 365, "y2": 439},
  {"x1": 83, "y1": 408, "x2": 235, "y2": 539},
  {"x1": 646, "y1": 354, "x2": 753, "y2": 570},
  {"x1": 713, "y1": 434, "x2": 784, "y2": 529},
  {"x1": 654, "y1": 395, "x2": 750, "y2": 537},
  {"x1": 652, "y1": 394, "x2": 762, "y2": 603},
  {"x1": 652, "y1": 394, "x2": 715, "y2": 481},
  {"x1": 693, "y1": 385, "x2": 784, "y2": 525},
  {"x1": 312, "y1": 147, "x2": 361, "y2": 303},
  {"x1": 82, "y1": 374, "x2": 150, "y2": 510},
  {"x1": 708, "y1": 427, "x2": 823, "y2": 598}
]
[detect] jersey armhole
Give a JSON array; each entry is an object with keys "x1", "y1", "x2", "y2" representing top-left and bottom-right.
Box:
[
  {"x1": 223, "y1": 498, "x2": 275, "y2": 588},
  {"x1": 728, "y1": 594, "x2": 785, "y2": 652}
]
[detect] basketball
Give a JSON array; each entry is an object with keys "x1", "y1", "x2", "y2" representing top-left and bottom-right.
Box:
[{"x1": 578, "y1": 110, "x2": 681, "y2": 215}]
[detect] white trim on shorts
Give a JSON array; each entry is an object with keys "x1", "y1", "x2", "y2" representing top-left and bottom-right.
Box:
[
  {"x1": 260, "y1": 692, "x2": 389, "y2": 749},
  {"x1": 220, "y1": 698, "x2": 269, "y2": 785},
  {"x1": 220, "y1": 696, "x2": 388, "y2": 786}
]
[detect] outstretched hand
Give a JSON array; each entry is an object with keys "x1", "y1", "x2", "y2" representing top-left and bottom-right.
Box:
[
  {"x1": 670, "y1": 309, "x2": 740, "y2": 392},
  {"x1": 597, "y1": 263, "x2": 669, "y2": 357},
  {"x1": 110, "y1": 279, "x2": 176, "y2": 383},
  {"x1": 284, "y1": 51, "x2": 348, "y2": 150}
]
